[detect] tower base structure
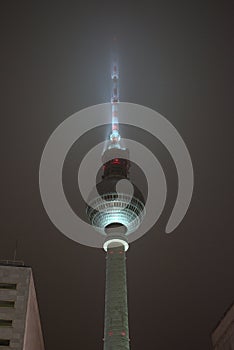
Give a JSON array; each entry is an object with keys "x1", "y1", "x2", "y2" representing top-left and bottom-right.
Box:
[{"x1": 103, "y1": 235, "x2": 130, "y2": 350}]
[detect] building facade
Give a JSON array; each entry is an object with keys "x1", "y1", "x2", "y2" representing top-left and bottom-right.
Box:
[
  {"x1": 212, "y1": 303, "x2": 234, "y2": 350},
  {"x1": 0, "y1": 263, "x2": 44, "y2": 350}
]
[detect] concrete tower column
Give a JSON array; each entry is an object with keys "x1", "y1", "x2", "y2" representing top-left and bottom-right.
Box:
[{"x1": 103, "y1": 242, "x2": 130, "y2": 350}]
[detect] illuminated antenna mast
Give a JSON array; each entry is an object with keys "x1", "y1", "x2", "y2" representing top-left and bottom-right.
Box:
[{"x1": 109, "y1": 61, "x2": 121, "y2": 149}]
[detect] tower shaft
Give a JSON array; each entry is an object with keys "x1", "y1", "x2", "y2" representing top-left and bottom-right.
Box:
[{"x1": 103, "y1": 245, "x2": 130, "y2": 350}]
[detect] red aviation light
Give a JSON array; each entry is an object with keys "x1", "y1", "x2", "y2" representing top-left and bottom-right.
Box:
[
  {"x1": 112, "y1": 158, "x2": 121, "y2": 164},
  {"x1": 121, "y1": 331, "x2": 126, "y2": 336}
]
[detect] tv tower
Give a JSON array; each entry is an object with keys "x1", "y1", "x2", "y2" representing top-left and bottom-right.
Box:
[
  {"x1": 39, "y1": 38, "x2": 193, "y2": 350},
  {"x1": 86, "y1": 61, "x2": 146, "y2": 350}
]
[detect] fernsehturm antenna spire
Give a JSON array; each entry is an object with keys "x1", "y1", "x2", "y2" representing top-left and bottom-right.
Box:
[{"x1": 109, "y1": 60, "x2": 122, "y2": 149}]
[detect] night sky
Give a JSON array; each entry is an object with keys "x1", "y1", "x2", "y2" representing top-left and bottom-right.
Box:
[{"x1": 1, "y1": 1, "x2": 234, "y2": 349}]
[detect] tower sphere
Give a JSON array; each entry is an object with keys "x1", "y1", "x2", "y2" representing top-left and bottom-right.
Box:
[{"x1": 86, "y1": 176, "x2": 146, "y2": 236}]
